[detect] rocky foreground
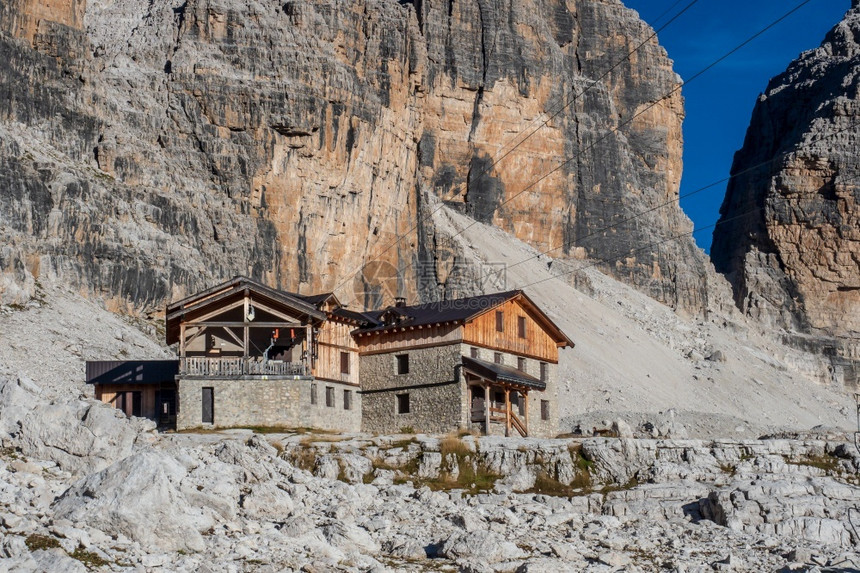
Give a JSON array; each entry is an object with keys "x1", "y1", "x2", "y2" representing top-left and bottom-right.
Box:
[{"x1": 1, "y1": 373, "x2": 859, "y2": 572}]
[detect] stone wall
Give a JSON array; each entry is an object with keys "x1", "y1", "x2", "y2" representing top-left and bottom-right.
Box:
[
  {"x1": 360, "y1": 344, "x2": 466, "y2": 435},
  {"x1": 176, "y1": 376, "x2": 360, "y2": 432}
]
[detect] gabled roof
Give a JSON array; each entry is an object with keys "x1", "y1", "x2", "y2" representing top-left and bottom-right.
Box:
[
  {"x1": 165, "y1": 276, "x2": 326, "y2": 345},
  {"x1": 462, "y1": 356, "x2": 546, "y2": 391},
  {"x1": 352, "y1": 290, "x2": 574, "y2": 348}
]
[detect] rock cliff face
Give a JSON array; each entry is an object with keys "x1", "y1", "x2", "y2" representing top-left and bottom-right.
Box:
[
  {"x1": 711, "y1": 2, "x2": 860, "y2": 383},
  {"x1": 0, "y1": 0, "x2": 707, "y2": 316}
]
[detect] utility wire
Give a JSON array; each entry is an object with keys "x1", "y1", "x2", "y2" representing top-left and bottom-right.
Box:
[
  {"x1": 433, "y1": 0, "x2": 814, "y2": 253},
  {"x1": 340, "y1": 0, "x2": 814, "y2": 308},
  {"x1": 517, "y1": 202, "x2": 766, "y2": 291},
  {"x1": 332, "y1": 0, "x2": 700, "y2": 296},
  {"x1": 503, "y1": 118, "x2": 860, "y2": 272}
]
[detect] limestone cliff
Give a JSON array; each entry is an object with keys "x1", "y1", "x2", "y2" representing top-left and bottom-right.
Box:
[
  {"x1": 0, "y1": 0, "x2": 707, "y2": 316},
  {"x1": 711, "y1": 2, "x2": 860, "y2": 383}
]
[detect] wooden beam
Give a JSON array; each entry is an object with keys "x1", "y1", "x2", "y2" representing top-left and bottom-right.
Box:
[
  {"x1": 179, "y1": 324, "x2": 186, "y2": 358},
  {"x1": 243, "y1": 295, "x2": 250, "y2": 360},
  {"x1": 483, "y1": 384, "x2": 490, "y2": 436},
  {"x1": 222, "y1": 326, "x2": 245, "y2": 349},
  {"x1": 504, "y1": 388, "x2": 511, "y2": 437},
  {"x1": 191, "y1": 298, "x2": 245, "y2": 325},
  {"x1": 523, "y1": 391, "x2": 529, "y2": 437},
  {"x1": 183, "y1": 321, "x2": 303, "y2": 328},
  {"x1": 185, "y1": 326, "x2": 207, "y2": 348}
]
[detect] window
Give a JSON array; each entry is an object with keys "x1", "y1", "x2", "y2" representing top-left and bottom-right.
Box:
[
  {"x1": 541, "y1": 400, "x2": 550, "y2": 421},
  {"x1": 340, "y1": 351, "x2": 350, "y2": 375},
  {"x1": 310, "y1": 383, "x2": 317, "y2": 405},
  {"x1": 495, "y1": 311, "x2": 504, "y2": 332},
  {"x1": 470, "y1": 347, "x2": 479, "y2": 359},
  {"x1": 343, "y1": 390, "x2": 352, "y2": 410},
  {"x1": 540, "y1": 362, "x2": 548, "y2": 382},
  {"x1": 397, "y1": 393, "x2": 410, "y2": 414},
  {"x1": 396, "y1": 354, "x2": 409, "y2": 375},
  {"x1": 517, "y1": 316, "x2": 526, "y2": 339},
  {"x1": 517, "y1": 357, "x2": 526, "y2": 372},
  {"x1": 326, "y1": 386, "x2": 335, "y2": 408},
  {"x1": 494, "y1": 352, "x2": 502, "y2": 364}
]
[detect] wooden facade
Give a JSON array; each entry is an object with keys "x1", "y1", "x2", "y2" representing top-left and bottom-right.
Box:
[
  {"x1": 314, "y1": 317, "x2": 359, "y2": 385},
  {"x1": 462, "y1": 298, "x2": 563, "y2": 363}
]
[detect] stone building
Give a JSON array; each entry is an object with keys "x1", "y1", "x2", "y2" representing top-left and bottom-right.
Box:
[
  {"x1": 88, "y1": 278, "x2": 573, "y2": 436},
  {"x1": 353, "y1": 291, "x2": 574, "y2": 438}
]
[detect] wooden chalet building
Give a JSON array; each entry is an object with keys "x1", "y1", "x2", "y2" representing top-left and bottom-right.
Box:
[
  {"x1": 163, "y1": 276, "x2": 362, "y2": 431},
  {"x1": 353, "y1": 291, "x2": 573, "y2": 437},
  {"x1": 88, "y1": 278, "x2": 573, "y2": 437}
]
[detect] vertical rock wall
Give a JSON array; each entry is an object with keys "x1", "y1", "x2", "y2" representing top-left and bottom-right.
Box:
[
  {"x1": 0, "y1": 0, "x2": 707, "y2": 316},
  {"x1": 711, "y1": 2, "x2": 860, "y2": 385}
]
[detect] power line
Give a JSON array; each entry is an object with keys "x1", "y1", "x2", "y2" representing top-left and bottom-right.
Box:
[
  {"x1": 516, "y1": 203, "x2": 767, "y2": 291},
  {"x1": 503, "y1": 118, "x2": 860, "y2": 273},
  {"x1": 340, "y1": 0, "x2": 815, "y2": 308},
  {"x1": 332, "y1": 0, "x2": 700, "y2": 297}
]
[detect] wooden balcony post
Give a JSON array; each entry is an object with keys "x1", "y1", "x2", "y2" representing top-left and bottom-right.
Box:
[
  {"x1": 483, "y1": 383, "x2": 490, "y2": 435},
  {"x1": 523, "y1": 390, "x2": 529, "y2": 437},
  {"x1": 504, "y1": 388, "x2": 511, "y2": 437}
]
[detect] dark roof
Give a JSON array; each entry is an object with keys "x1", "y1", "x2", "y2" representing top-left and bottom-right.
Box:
[
  {"x1": 328, "y1": 307, "x2": 377, "y2": 326},
  {"x1": 86, "y1": 360, "x2": 179, "y2": 385},
  {"x1": 462, "y1": 356, "x2": 546, "y2": 391},
  {"x1": 294, "y1": 292, "x2": 334, "y2": 306},
  {"x1": 354, "y1": 290, "x2": 521, "y2": 334},
  {"x1": 351, "y1": 290, "x2": 574, "y2": 348}
]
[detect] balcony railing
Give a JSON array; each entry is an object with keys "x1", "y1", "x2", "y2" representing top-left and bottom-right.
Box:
[{"x1": 180, "y1": 357, "x2": 310, "y2": 377}]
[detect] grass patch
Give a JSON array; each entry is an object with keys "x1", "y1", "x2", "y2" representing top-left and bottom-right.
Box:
[
  {"x1": 286, "y1": 447, "x2": 318, "y2": 472},
  {"x1": 599, "y1": 477, "x2": 640, "y2": 495},
  {"x1": 25, "y1": 534, "x2": 61, "y2": 551},
  {"x1": 785, "y1": 453, "x2": 842, "y2": 473},
  {"x1": 71, "y1": 547, "x2": 109, "y2": 567},
  {"x1": 399, "y1": 426, "x2": 416, "y2": 434},
  {"x1": 440, "y1": 434, "x2": 471, "y2": 458}
]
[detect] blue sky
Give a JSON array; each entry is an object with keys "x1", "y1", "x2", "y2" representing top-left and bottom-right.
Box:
[{"x1": 622, "y1": 0, "x2": 851, "y2": 253}]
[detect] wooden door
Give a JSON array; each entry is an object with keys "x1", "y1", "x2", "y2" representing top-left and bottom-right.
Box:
[{"x1": 201, "y1": 387, "x2": 214, "y2": 424}]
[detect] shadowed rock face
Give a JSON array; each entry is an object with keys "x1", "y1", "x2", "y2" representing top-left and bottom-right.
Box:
[
  {"x1": 711, "y1": 3, "x2": 860, "y2": 374},
  {"x1": 0, "y1": 0, "x2": 706, "y2": 316}
]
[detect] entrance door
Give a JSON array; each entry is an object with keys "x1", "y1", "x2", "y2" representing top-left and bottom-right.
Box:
[
  {"x1": 201, "y1": 387, "x2": 214, "y2": 424},
  {"x1": 117, "y1": 391, "x2": 142, "y2": 417}
]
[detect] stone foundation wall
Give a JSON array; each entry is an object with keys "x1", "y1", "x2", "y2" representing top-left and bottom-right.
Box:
[
  {"x1": 176, "y1": 377, "x2": 360, "y2": 432},
  {"x1": 360, "y1": 344, "x2": 466, "y2": 434}
]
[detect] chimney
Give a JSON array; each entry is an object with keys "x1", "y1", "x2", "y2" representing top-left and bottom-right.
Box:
[{"x1": 394, "y1": 297, "x2": 406, "y2": 307}]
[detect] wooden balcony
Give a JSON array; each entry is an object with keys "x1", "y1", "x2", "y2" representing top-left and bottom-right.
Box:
[{"x1": 180, "y1": 356, "x2": 310, "y2": 378}]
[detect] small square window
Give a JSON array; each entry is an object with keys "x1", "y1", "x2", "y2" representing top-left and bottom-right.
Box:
[
  {"x1": 397, "y1": 393, "x2": 410, "y2": 414},
  {"x1": 340, "y1": 351, "x2": 350, "y2": 375},
  {"x1": 310, "y1": 383, "x2": 317, "y2": 405},
  {"x1": 396, "y1": 354, "x2": 409, "y2": 375},
  {"x1": 517, "y1": 357, "x2": 526, "y2": 371},
  {"x1": 540, "y1": 362, "x2": 548, "y2": 382},
  {"x1": 517, "y1": 316, "x2": 526, "y2": 338},
  {"x1": 494, "y1": 352, "x2": 502, "y2": 364},
  {"x1": 326, "y1": 386, "x2": 335, "y2": 408},
  {"x1": 470, "y1": 347, "x2": 478, "y2": 358},
  {"x1": 541, "y1": 400, "x2": 550, "y2": 421},
  {"x1": 343, "y1": 390, "x2": 352, "y2": 410},
  {"x1": 495, "y1": 311, "x2": 504, "y2": 332}
]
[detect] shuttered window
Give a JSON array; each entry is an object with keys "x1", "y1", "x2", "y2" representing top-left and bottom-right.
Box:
[
  {"x1": 340, "y1": 351, "x2": 350, "y2": 375},
  {"x1": 495, "y1": 311, "x2": 504, "y2": 332},
  {"x1": 517, "y1": 316, "x2": 526, "y2": 338}
]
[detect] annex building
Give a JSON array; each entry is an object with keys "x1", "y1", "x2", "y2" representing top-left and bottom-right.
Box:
[{"x1": 87, "y1": 276, "x2": 574, "y2": 438}]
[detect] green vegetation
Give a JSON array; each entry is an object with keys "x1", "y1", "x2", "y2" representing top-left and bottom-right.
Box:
[
  {"x1": 286, "y1": 447, "x2": 318, "y2": 472},
  {"x1": 399, "y1": 426, "x2": 416, "y2": 434},
  {"x1": 25, "y1": 534, "x2": 61, "y2": 551},
  {"x1": 785, "y1": 453, "x2": 842, "y2": 473},
  {"x1": 71, "y1": 547, "x2": 109, "y2": 568}
]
